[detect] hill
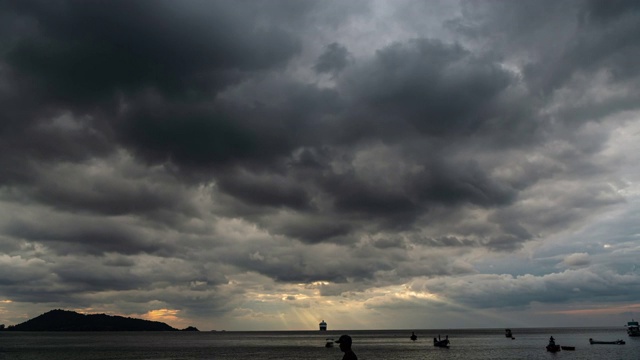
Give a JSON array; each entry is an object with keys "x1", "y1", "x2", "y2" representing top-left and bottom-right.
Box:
[{"x1": 3, "y1": 309, "x2": 196, "y2": 331}]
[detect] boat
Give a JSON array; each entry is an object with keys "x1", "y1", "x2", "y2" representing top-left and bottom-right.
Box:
[
  {"x1": 589, "y1": 338, "x2": 625, "y2": 345},
  {"x1": 546, "y1": 344, "x2": 561, "y2": 352},
  {"x1": 433, "y1": 339, "x2": 449, "y2": 348},
  {"x1": 627, "y1": 320, "x2": 640, "y2": 337},
  {"x1": 325, "y1": 338, "x2": 334, "y2": 348},
  {"x1": 505, "y1": 328, "x2": 514, "y2": 339},
  {"x1": 433, "y1": 335, "x2": 450, "y2": 348},
  {"x1": 319, "y1": 320, "x2": 327, "y2": 331},
  {"x1": 560, "y1": 346, "x2": 575, "y2": 351},
  {"x1": 410, "y1": 332, "x2": 417, "y2": 341},
  {"x1": 546, "y1": 336, "x2": 560, "y2": 352}
]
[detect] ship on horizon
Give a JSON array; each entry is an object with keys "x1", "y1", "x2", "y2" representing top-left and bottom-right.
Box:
[
  {"x1": 319, "y1": 320, "x2": 327, "y2": 331},
  {"x1": 627, "y1": 319, "x2": 640, "y2": 337}
]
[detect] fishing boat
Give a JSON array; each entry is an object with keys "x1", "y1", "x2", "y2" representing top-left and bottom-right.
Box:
[
  {"x1": 560, "y1": 346, "x2": 575, "y2": 351},
  {"x1": 546, "y1": 336, "x2": 560, "y2": 352},
  {"x1": 627, "y1": 320, "x2": 640, "y2": 337},
  {"x1": 589, "y1": 338, "x2": 625, "y2": 345},
  {"x1": 505, "y1": 329, "x2": 512, "y2": 338},
  {"x1": 433, "y1": 335, "x2": 450, "y2": 348},
  {"x1": 546, "y1": 344, "x2": 561, "y2": 352},
  {"x1": 410, "y1": 332, "x2": 417, "y2": 341}
]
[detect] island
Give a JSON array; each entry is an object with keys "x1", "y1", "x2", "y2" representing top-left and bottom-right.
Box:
[{"x1": 1, "y1": 309, "x2": 199, "y2": 332}]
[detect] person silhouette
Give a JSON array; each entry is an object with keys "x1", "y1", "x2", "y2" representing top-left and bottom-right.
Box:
[{"x1": 335, "y1": 334, "x2": 357, "y2": 360}]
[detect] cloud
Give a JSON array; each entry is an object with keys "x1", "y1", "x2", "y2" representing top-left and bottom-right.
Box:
[
  {"x1": 563, "y1": 253, "x2": 591, "y2": 267},
  {"x1": 5, "y1": 1, "x2": 301, "y2": 101},
  {"x1": 314, "y1": 42, "x2": 351, "y2": 74},
  {"x1": 408, "y1": 267, "x2": 640, "y2": 309},
  {"x1": 1, "y1": 0, "x2": 640, "y2": 330}
]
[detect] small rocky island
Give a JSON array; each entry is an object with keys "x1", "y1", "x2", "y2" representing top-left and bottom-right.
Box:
[{"x1": 1, "y1": 309, "x2": 199, "y2": 331}]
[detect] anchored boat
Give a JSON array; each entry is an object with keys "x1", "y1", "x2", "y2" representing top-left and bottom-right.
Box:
[
  {"x1": 546, "y1": 344, "x2": 561, "y2": 352},
  {"x1": 433, "y1": 335, "x2": 450, "y2": 348},
  {"x1": 589, "y1": 338, "x2": 625, "y2": 345},
  {"x1": 546, "y1": 336, "x2": 560, "y2": 352},
  {"x1": 627, "y1": 320, "x2": 640, "y2": 337}
]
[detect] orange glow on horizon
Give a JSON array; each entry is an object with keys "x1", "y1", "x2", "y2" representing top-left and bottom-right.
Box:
[{"x1": 141, "y1": 309, "x2": 180, "y2": 323}]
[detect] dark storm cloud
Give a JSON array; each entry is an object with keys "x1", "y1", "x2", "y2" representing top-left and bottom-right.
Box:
[
  {"x1": 2, "y1": 0, "x2": 640, "y2": 330},
  {"x1": 53, "y1": 260, "x2": 149, "y2": 292},
  {"x1": 0, "y1": 0, "x2": 304, "y2": 187},
  {"x1": 584, "y1": 0, "x2": 640, "y2": 22},
  {"x1": 456, "y1": 0, "x2": 640, "y2": 96},
  {"x1": 411, "y1": 235, "x2": 479, "y2": 248},
  {"x1": 28, "y1": 172, "x2": 194, "y2": 218},
  {"x1": 0, "y1": 109, "x2": 113, "y2": 185},
  {"x1": 320, "y1": 171, "x2": 420, "y2": 222},
  {"x1": 4, "y1": 215, "x2": 166, "y2": 255},
  {"x1": 3, "y1": 0, "x2": 526, "y2": 232},
  {"x1": 267, "y1": 218, "x2": 353, "y2": 244},
  {"x1": 110, "y1": 80, "x2": 346, "y2": 177},
  {"x1": 419, "y1": 268, "x2": 640, "y2": 310},
  {"x1": 407, "y1": 160, "x2": 516, "y2": 206},
  {"x1": 343, "y1": 39, "x2": 516, "y2": 138},
  {"x1": 314, "y1": 42, "x2": 351, "y2": 74},
  {"x1": 216, "y1": 171, "x2": 311, "y2": 210},
  {"x1": 0, "y1": 0, "x2": 630, "y2": 252},
  {"x1": 201, "y1": 34, "x2": 529, "y2": 241},
  {"x1": 116, "y1": 100, "x2": 292, "y2": 172},
  {"x1": 4, "y1": 0, "x2": 301, "y2": 103}
]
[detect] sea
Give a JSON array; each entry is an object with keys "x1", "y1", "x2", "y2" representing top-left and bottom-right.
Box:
[{"x1": 0, "y1": 327, "x2": 637, "y2": 359}]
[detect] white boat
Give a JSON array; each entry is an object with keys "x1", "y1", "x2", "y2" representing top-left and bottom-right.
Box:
[{"x1": 319, "y1": 320, "x2": 327, "y2": 331}]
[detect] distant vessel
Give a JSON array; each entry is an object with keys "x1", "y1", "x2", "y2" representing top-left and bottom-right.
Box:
[
  {"x1": 626, "y1": 320, "x2": 640, "y2": 337},
  {"x1": 433, "y1": 335, "x2": 450, "y2": 348},
  {"x1": 546, "y1": 344, "x2": 561, "y2": 352},
  {"x1": 505, "y1": 329, "x2": 513, "y2": 338},
  {"x1": 319, "y1": 320, "x2": 327, "y2": 331},
  {"x1": 589, "y1": 338, "x2": 625, "y2": 345},
  {"x1": 546, "y1": 336, "x2": 560, "y2": 352}
]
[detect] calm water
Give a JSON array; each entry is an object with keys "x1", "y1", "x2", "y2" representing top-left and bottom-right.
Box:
[{"x1": 1, "y1": 327, "x2": 637, "y2": 359}]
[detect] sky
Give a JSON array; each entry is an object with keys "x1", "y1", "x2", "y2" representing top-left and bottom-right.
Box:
[{"x1": 1, "y1": 0, "x2": 640, "y2": 331}]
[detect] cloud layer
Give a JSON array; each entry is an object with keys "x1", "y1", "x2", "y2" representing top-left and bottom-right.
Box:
[{"x1": 1, "y1": 0, "x2": 640, "y2": 330}]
